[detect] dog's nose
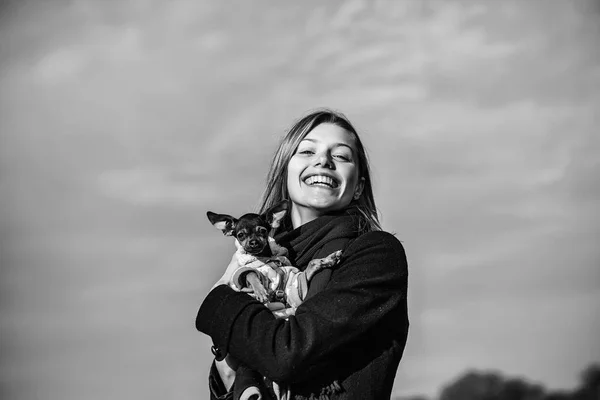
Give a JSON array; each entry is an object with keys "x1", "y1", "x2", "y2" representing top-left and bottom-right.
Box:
[{"x1": 249, "y1": 239, "x2": 258, "y2": 247}]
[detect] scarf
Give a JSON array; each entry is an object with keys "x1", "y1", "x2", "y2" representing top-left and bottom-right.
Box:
[{"x1": 274, "y1": 208, "x2": 362, "y2": 268}]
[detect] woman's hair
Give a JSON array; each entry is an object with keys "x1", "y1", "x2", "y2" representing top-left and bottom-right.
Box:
[{"x1": 259, "y1": 108, "x2": 381, "y2": 233}]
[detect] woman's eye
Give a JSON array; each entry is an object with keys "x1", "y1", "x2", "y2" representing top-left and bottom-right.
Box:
[
  {"x1": 298, "y1": 149, "x2": 314, "y2": 155},
  {"x1": 334, "y1": 154, "x2": 351, "y2": 161}
]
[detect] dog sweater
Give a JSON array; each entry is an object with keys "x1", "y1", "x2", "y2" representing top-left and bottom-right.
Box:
[{"x1": 229, "y1": 237, "x2": 308, "y2": 309}]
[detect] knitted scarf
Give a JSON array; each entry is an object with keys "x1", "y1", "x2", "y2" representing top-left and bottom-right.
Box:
[{"x1": 274, "y1": 208, "x2": 362, "y2": 268}]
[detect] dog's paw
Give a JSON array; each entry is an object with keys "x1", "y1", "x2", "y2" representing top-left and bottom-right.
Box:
[
  {"x1": 322, "y1": 250, "x2": 343, "y2": 266},
  {"x1": 272, "y1": 307, "x2": 296, "y2": 319},
  {"x1": 306, "y1": 250, "x2": 343, "y2": 271},
  {"x1": 250, "y1": 284, "x2": 269, "y2": 304}
]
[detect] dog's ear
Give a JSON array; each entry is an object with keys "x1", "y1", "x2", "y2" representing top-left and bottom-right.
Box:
[
  {"x1": 263, "y1": 200, "x2": 288, "y2": 231},
  {"x1": 207, "y1": 212, "x2": 237, "y2": 236}
]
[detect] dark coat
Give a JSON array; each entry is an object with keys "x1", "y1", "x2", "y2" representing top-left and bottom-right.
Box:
[{"x1": 196, "y1": 211, "x2": 409, "y2": 399}]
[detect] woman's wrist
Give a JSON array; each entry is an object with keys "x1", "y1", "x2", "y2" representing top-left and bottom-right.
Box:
[
  {"x1": 214, "y1": 358, "x2": 236, "y2": 392},
  {"x1": 209, "y1": 359, "x2": 233, "y2": 398}
]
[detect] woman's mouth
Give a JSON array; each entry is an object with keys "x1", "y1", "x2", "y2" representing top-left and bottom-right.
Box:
[{"x1": 303, "y1": 175, "x2": 339, "y2": 188}]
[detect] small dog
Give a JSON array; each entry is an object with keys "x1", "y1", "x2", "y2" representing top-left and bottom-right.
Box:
[
  {"x1": 207, "y1": 201, "x2": 342, "y2": 400},
  {"x1": 207, "y1": 200, "x2": 342, "y2": 317}
]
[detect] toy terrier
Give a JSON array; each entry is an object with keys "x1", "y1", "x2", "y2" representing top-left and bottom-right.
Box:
[{"x1": 207, "y1": 200, "x2": 343, "y2": 400}]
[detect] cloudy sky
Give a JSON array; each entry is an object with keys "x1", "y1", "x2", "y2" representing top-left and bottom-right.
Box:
[{"x1": 1, "y1": 0, "x2": 599, "y2": 399}]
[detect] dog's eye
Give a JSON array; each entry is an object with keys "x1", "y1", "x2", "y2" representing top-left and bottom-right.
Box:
[
  {"x1": 236, "y1": 232, "x2": 246, "y2": 240},
  {"x1": 256, "y1": 227, "x2": 268, "y2": 236}
]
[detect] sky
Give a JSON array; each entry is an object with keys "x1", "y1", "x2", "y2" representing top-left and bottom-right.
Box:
[{"x1": 0, "y1": 0, "x2": 599, "y2": 399}]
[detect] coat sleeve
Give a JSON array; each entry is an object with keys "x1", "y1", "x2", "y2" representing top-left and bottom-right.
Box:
[{"x1": 195, "y1": 231, "x2": 408, "y2": 384}]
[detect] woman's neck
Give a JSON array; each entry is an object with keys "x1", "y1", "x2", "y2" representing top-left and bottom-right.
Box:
[{"x1": 290, "y1": 205, "x2": 323, "y2": 229}]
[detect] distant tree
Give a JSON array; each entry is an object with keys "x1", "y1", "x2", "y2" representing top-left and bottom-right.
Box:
[
  {"x1": 394, "y1": 396, "x2": 430, "y2": 400},
  {"x1": 543, "y1": 392, "x2": 572, "y2": 400},
  {"x1": 439, "y1": 370, "x2": 546, "y2": 400},
  {"x1": 429, "y1": 362, "x2": 600, "y2": 400},
  {"x1": 439, "y1": 370, "x2": 505, "y2": 400},
  {"x1": 571, "y1": 363, "x2": 600, "y2": 400},
  {"x1": 498, "y1": 377, "x2": 545, "y2": 400}
]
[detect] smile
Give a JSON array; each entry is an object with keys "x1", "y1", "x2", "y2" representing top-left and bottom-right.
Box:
[{"x1": 303, "y1": 175, "x2": 339, "y2": 188}]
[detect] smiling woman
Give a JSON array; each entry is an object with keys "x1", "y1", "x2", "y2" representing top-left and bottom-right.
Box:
[
  {"x1": 196, "y1": 109, "x2": 409, "y2": 400},
  {"x1": 262, "y1": 110, "x2": 380, "y2": 235}
]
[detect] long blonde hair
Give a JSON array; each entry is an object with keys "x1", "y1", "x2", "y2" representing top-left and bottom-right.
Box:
[{"x1": 259, "y1": 108, "x2": 381, "y2": 234}]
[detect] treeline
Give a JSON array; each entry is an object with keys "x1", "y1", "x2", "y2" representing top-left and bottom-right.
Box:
[{"x1": 398, "y1": 363, "x2": 600, "y2": 400}]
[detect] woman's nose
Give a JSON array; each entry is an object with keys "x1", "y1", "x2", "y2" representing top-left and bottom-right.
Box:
[{"x1": 314, "y1": 152, "x2": 334, "y2": 169}]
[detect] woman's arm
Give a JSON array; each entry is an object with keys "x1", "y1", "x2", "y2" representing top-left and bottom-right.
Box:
[{"x1": 196, "y1": 231, "x2": 408, "y2": 384}]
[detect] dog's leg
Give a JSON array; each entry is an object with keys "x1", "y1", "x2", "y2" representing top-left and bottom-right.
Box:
[
  {"x1": 304, "y1": 250, "x2": 342, "y2": 281},
  {"x1": 245, "y1": 272, "x2": 269, "y2": 303}
]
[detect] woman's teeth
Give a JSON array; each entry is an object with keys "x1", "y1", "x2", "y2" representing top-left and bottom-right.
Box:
[{"x1": 304, "y1": 175, "x2": 338, "y2": 188}]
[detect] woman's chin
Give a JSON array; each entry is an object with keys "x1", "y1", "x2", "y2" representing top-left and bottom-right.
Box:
[
  {"x1": 290, "y1": 197, "x2": 351, "y2": 226},
  {"x1": 306, "y1": 198, "x2": 338, "y2": 211},
  {"x1": 305, "y1": 201, "x2": 350, "y2": 217}
]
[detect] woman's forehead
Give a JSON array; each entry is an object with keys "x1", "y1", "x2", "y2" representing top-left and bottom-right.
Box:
[{"x1": 302, "y1": 123, "x2": 357, "y2": 148}]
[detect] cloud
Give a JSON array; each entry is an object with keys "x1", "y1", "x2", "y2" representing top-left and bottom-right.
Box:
[
  {"x1": 33, "y1": 48, "x2": 89, "y2": 83},
  {"x1": 330, "y1": 0, "x2": 367, "y2": 29},
  {"x1": 97, "y1": 167, "x2": 212, "y2": 205}
]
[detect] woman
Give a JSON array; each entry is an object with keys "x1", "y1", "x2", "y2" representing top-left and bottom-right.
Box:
[{"x1": 196, "y1": 109, "x2": 409, "y2": 400}]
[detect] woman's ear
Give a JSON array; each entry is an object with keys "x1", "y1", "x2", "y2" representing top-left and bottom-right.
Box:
[{"x1": 353, "y1": 178, "x2": 365, "y2": 200}]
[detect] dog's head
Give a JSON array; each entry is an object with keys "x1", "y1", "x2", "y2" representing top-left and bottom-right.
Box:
[{"x1": 207, "y1": 201, "x2": 288, "y2": 256}]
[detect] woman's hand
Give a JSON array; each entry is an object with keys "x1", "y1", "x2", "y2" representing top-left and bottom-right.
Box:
[{"x1": 211, "y1": 253, "x2": 241, "y2": 291}]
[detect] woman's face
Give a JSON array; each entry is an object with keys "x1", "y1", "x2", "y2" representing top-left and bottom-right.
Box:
[{"x1": 286, "y1": 123, "x2": 364, "y2": 227}]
